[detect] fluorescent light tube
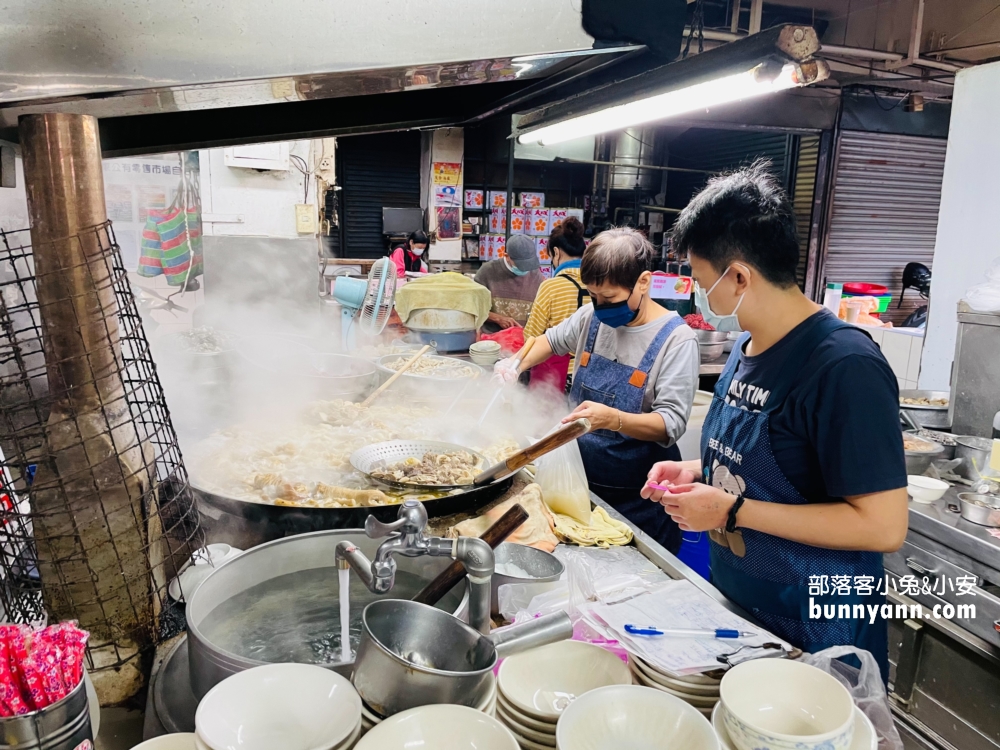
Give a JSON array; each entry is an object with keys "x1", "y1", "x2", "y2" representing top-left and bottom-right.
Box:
[{"x1": 518, "y1": 63, "x2": 801, "y2": 146}]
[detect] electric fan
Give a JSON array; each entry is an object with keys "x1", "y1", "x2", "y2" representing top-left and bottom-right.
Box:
[{"x1": 332, "y1": 257, "x2": 397, "y2": 349}]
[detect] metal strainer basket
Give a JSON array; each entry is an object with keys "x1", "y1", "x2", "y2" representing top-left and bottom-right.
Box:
[{"x1": 350, "y1": 440, "x2": 489, "y2": 491}]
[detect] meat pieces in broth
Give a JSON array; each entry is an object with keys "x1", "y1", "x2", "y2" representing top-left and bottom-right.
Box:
[{"x1": 371, "y1": 451, "x2": 481, "y2": 486}]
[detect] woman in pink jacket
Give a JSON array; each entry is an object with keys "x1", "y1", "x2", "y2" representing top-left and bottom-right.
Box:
[{"x1": 389, "y1": 231, "x2": 429, "y2": 276}]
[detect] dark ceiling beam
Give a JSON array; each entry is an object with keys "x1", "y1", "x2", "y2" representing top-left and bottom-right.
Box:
[{"x1": 87, "y1": 80, "x2": 531, "y2": 157}]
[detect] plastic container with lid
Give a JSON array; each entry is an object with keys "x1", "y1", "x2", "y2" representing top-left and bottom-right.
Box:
[{"x1": 842, "y1": 282, "x2": 892, "y2": 315}]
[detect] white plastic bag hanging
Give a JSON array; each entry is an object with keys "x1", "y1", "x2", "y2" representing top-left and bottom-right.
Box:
[
  {"x1": 534, "y1": 432, "x2": 591, "y2": 524},
  {"x1": 800, "y1": 646, "x2": 903, "y2": 750},
  {"x1": 965, "y1": 257, "x2": 1000, "y2": 313}
]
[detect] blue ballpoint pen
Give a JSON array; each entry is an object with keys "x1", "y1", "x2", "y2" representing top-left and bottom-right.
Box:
[{"x1": 624, "y1": 624, "x2": 757, "y2": 639}]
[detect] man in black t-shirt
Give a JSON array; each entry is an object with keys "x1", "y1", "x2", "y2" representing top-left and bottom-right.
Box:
[{"x1": 641, "y1": 162, "x2": 907, "y2": 684}]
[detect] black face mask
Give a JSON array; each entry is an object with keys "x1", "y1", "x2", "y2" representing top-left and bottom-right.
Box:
[{"x1": 592, "y1": 283, "x2": 640, "y2": 328}]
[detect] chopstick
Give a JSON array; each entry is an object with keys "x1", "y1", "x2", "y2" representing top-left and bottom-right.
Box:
[{"x1": 360, "y1": 345, "x2": 432, "y2": 407}]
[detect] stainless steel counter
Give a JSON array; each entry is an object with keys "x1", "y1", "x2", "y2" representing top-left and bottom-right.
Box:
[{"x1": 906, "y1": 487, "x2": 1000, "y2": 572}]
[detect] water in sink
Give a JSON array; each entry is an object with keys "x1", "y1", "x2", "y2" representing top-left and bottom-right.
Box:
[{"x1": 198, "y1": 567, "x2": 453, "y2": 665}]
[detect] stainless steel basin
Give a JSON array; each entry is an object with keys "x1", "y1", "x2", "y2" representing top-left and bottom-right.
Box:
[{"x1": 186, "y1": 529, "x2": 467, "y2": 699}]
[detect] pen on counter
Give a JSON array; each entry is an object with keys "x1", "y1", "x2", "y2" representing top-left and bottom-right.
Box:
[{"x1": 624, "y1": 624, "x2": 757, "y2": 640}]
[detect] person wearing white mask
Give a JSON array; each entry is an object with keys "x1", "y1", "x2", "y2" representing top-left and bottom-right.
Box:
[
  {"x1": 641, "y1": 162, "x2": 907, "y2": 684},
  {"x1": 389, "y1": 230, "x2": 430, "y2": 277},
  {"x1": 475, "y1": 234, "x2": 545, "y2": 331}
]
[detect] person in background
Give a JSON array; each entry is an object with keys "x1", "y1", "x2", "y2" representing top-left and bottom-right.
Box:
[
  {"x1": 496, "y1": 227, "x2": 699, "y2": 553},
  {"x1": 642, "y1": 163, "x2": 907, "y2": 682},
  {"x1": 389, "y1": 230, "x2": 430, "y2": 277},
  {"x1": 523, "y1": 218, "x2": 590, "y2": 391},
  {"x1": 475, "y1": 234, "x2": 545, "y2": 331}
]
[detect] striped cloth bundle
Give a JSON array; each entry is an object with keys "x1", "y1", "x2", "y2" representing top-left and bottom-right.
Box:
[{"x1": 138, "y1": 206, "x2": 204, "y2": 286}]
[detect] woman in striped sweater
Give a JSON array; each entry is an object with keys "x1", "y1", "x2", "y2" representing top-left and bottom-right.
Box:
[{"x1": 523, "y1": 218, "x2": 589, "y2": 391}]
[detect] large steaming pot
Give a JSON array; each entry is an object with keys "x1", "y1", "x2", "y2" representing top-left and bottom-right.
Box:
[{"x1": 186, "y1": 529, "x2": 468, "y2": 699}]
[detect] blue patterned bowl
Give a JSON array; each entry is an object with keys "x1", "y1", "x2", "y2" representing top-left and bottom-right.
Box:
[{"x1": 719, "y1": 660, "x2": 854, "y2": 750}]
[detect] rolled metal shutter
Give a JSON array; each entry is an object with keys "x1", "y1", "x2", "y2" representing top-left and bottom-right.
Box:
[
  {"x1": 338, "y1": 132, "x2": 422, "y2": 258},
  {"x1": 792, "y1": 135, "x2": 819, "y2": 292},
  {"x1": 822, "y1": 131, "x2": 946, "y2": 326}
]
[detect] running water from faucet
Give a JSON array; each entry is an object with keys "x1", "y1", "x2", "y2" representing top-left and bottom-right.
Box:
[{"x1": 339, "y1": 567, "x2": 351, "y2": 663}]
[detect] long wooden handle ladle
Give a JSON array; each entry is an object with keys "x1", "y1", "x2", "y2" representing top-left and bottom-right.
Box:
[{"x1": 360, "y1": 344, "x2": 432, "y2": 407}]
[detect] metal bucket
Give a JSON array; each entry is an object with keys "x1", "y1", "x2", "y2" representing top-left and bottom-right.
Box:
[
  {"x1": 185, "y1": 529, "x2": 468, "y2": 699},
  {"x1": 0, "y1": 676, "x2": 92, "y2": 750}
]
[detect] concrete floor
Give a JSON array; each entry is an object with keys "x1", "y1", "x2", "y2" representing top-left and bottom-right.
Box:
[{"x1": 95, "y1": 706, "x2": 146, "y2": 750}]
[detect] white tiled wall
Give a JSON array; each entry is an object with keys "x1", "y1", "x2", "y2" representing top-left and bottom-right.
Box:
[{"x1": 865, "y1": 327, "x2": 924, "y2": 390}]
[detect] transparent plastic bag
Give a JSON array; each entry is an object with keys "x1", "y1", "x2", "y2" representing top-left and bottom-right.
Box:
[
  {"x1": 534, "y1": 434, "x2": 591, "y2": 524},
  {"x1": 800, "y1": 646, "x2": 903, "y2": 750},
  {"x1": 965, "y1": 257, "x2": 1000, "y2": 313}
]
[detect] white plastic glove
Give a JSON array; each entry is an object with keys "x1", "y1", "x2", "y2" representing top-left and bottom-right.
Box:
[{"x1": 492, "y1": 357, "x2": 520, "y2": 385}]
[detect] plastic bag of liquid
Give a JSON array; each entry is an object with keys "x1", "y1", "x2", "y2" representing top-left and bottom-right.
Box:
[
  {"x1": 965, "y1": 257, "x2": 1000, "y2": 313},
  {"x1": 534, "y1": 433, "x2": 591, "y2": 524},
  {"x1": 800, "y1": 646, "x2": 903, "y2": 750}
]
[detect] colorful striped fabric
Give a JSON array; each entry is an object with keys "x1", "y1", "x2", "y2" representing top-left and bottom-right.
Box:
[{"x1": 135, "y1": 207, "x2": 203, "y2": 286}]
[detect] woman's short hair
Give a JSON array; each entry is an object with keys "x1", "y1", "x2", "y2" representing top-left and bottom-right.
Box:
[{"x1": 581, "y1": 227, "x2": 654, "y2": 289}]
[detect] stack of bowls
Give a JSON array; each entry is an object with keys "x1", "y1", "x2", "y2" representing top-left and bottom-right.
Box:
[
  {"x1": 557, "y1": 685, "x2": 719, "y2": 750},
  {"x1": 496, "y1": 641, "x2": 632, "y2": 748},
  {"x1": 359, "y1": 673, "x2": 498, "y2": 737},
  {"x1": 356, "y1": 704, "x2": 519, "y2": 750},
  {"x1": 713, "y1": 659, "x2": 877, "y2": 750},
  {"x1": 695, "y1": 330, "x2": 729, "y2": 362},
  {"x1": 195, "y1": 664, "x2": 362, "y2": 750},
  {"x1": 627, "y1": 655, "x2": 721, "y2": 717},
  {"x1": 469, "y1": 340, "x2": 503, "y2": 367}
]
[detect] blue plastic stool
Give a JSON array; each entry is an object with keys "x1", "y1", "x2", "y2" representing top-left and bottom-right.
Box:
[{"x1": 677, "y1": 531, "x2": 711, "y2": 579}]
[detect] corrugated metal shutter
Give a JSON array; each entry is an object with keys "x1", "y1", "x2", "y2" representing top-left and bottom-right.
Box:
[
  {"x1": 338, "y1": 132, "x2": 422, "y2": 258},
  {"x1": 823, "y1": 131, "x2": 946, "y2": 326},
  {"x1": 792, "y1": 135, "x2": 820, "y2": 291},
  {"x1": 667, "y1": 128, "x2": 793, "y2": 214}
]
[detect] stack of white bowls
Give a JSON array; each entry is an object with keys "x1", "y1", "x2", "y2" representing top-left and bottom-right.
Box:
[
  {"x1": 469, "y1": 340, "x2": 502, "y2": 367},
  {"x1": 356, "y1": 704, "x2": 519, "y2": 750},
  {"x1": 556, "y1": 685, "x2": 720, "y2": 750},
  {"x1": 713, "y1": 659, "x2": 877, "y2": 750},
  {"x1": 627, "y1": 655, "x2": 721, "y2": 717},
  {"x1": 359, "y1": 673, "x2": 498, "y2": 737},
  {"x1": 194, "y1": 664, "x2": 362, "y2": 750},
  {"x1": 495, "y1": 641, "x2": 632, "y2": 749}
]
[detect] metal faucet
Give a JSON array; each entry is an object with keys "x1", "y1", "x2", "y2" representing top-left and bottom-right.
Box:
[{"x1": 335, "y1": 499, "x2": 495, "y2": 634}]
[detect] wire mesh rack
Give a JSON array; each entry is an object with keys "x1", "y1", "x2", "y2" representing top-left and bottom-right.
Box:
[{"x1": 0, "y1": 220, "x2": 203, "y2": 673}]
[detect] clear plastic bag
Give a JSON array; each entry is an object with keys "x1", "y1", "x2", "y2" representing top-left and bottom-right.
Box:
[
  {"x1": 965, "y1": 257, "x2": 1000, "y2": 313},
  {"x1": 534, "y1": 434, "x2": 591, "y2": 524},
  {"x1": 800, "y1": 646, "x2": 903, "y2": 750}
]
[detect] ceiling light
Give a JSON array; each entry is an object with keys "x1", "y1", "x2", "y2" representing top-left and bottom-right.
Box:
[{"x1": 519, "y1": 62, "x2": 804, "y2": 146}]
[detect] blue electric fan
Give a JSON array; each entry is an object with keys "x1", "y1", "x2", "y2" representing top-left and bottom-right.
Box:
[{"x1": 332, "y1": 257, "x2": 397, "y2": 349}]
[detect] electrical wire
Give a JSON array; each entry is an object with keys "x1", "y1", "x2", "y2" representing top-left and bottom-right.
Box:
[{"x1": 289, "y1": 152, "x2": 312, "y2": 204}]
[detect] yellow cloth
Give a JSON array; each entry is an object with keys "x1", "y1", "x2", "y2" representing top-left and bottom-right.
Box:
[
  {"x1": 523, "y1": 268, "x2": 588, "y2": 340},
  {"x1": 552, "y1": 506, "x2": 633, "y2": 548},
  {"x1": 394, "y1": 272, "x2": 492, "y2": 329}
]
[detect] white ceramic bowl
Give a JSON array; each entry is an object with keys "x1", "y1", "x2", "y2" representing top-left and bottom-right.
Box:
[
  {"x1": 497, "y1": 641, "x2": 631, "y2": 721},
  {"x1": 134, "y1": 735, "x2": 197, "y2": 750},
  {"x1": 630, "y1": 658, "x2": 720, "y2": 696},
  {"x1": 907, "y1": 475, "x2": 949, "y2": 504},
  {"x1": 496, "y1": 694, "x2": 556, "y2": 732},
  {"x1": 556, "y1": 685, "x2": 719, "y2": 750},
  {"x1": 195, "y1": 664, "x2": 361, "y2": 750},
  {"x1": 496, "y1": 703, "x2": 555, "y2": 745},
  {"x1": 630, "y1": 665, "x2": 719, "y2": 707},
  {"x1": 720, "y1": 659, "x2": 854, "y2": 750},
  {"x1": 470, "y1": 340, "x2": 502, "y2": 354},
  {"x1": 355, "y1": 704, "x2": 518, "y2": 750},
  {"x1": 713, "y1": 703, "x2": 876, "y2": 750}
]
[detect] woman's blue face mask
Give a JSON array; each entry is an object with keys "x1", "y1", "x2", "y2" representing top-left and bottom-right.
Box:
[{"x1": 593, "y1": 283, "x2": 640, "y2": 328}]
